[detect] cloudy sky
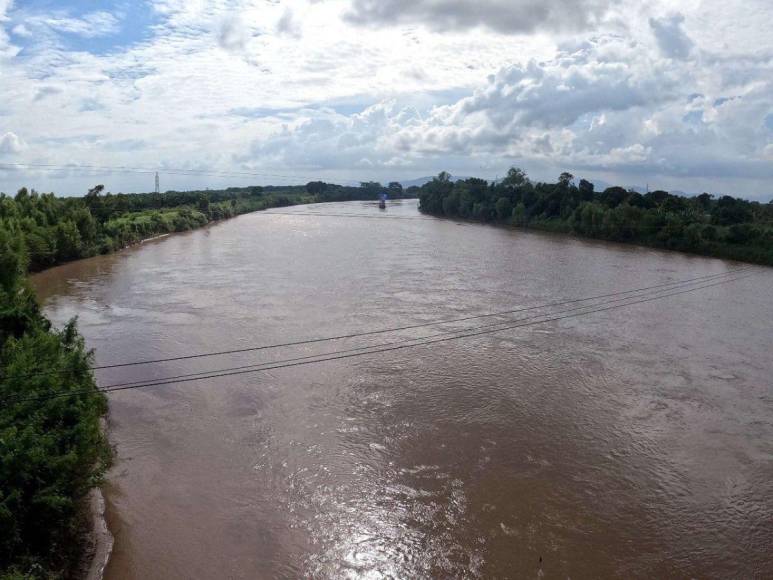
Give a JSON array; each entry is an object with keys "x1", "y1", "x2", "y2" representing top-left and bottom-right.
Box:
[{"x1": 0, "y1": 0, "x2": 771, "y2": 199}]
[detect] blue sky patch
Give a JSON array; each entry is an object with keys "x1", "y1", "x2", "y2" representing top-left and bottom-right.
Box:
[{"x1": 11, "y1": 0, "x2": 158, "y2": 55}]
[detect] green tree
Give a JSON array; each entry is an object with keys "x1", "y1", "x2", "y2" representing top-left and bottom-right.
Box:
[
  {"x1": 502, "y1": 167, "x2": 529, "y2": 188},
  {"x1": 387, "y1": 182, "x2": 404, "y2": 198},
  {"x1": 197, "y1": 194, "x2": 211, "y2": 215},
  {"x1": 578, "y1": 179, "x2": 594, "y2": 201},
  {"x1": 55, "y1": 220, "x2": 83, "y2": 261},
  {"x1": 495, "y1": 197, "x2": 513, "y2": 221},
  {"x1": 511, "y1": 202, "x2": 526, "y2": 226},
  {"x1": 305, "y1": 181, "x2": 327, "y2": 196}
]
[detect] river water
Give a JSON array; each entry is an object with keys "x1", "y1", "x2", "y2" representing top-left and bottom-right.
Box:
[{"x1": 32, "y1": 200, "x2": 773, "y2": 579}]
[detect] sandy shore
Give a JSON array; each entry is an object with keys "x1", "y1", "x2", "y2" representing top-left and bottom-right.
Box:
[{"x1": 83, "y1": 487, "x2": 114, "y2": 580}]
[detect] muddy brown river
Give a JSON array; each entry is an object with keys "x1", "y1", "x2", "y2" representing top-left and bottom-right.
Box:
[{"x1": 32, "y1": 200, "x2": 773, "y2": 579}]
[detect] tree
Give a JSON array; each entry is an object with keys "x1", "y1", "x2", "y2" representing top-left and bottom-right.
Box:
[
  {"x1": 0, "y1": 220, "x2": 28, "y2": 292},
  {"x1": 197, "y1": 193, "x2": 210, "y2": 215},
  {"x1": 712, "y1": 195, "x2": 752, "y2": 225},
  {"x1": 435, "y1": 171, "x2": 452, "y2": 184},
  {"x1": 495, "y1": 197, "x2": 513, "y2": 221},
  {"x1": 578, "y1": 179, "x2": 594, "y2": 201},
  {"x1": 645, "y1": 190, "x2": 670, "y2": 206},
  {"x1": 387, "y1": 182, "x2": 403, "y2": 198},
  {"x1": 502, "y1": 167, "x2": 529, "y2": 188},
  {"x1": 558, "y1": 172, "x2": 574, "y2": 187},
  {"x1": 55, "y1": 220, "x2": 82, "y2": 261},
  {"x1": 696, "y1": 192, "x2": 713, "y2": 209},
  {"x1": 701, "y1": 224, "x2": 718, "y2": 241},
  {"x1": 86, "y1": 184, "x2": 104, "y2": 199},
  {"x1": 72, "y1": 207, "x2": 98, "y2": 248},
  {"x1": 626, "y1": 192, "x2": 650, "y2": 209},
  {"x1": 359, "y1": 181, "x2": 384, "y2": 199},
  {"x1": 511, "y1": 202, "x2": 526, "y2": 226},
  {"x1": 599, "y1": 187, "x2": 628, "y2": 208},
  {"x1": 305, "y1": 181, "x2": 327, "y2": 196}
]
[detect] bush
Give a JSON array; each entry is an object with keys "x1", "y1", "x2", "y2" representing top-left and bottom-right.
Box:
[{"x1": 0, "y1": 225, "x2": 109, "y2": 577}]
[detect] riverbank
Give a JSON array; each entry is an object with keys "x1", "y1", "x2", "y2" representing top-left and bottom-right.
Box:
[
  {"x1": 11, "y1": 185, "x2": 401, "y2": 276},
  {"x1": 424, "y1": 211, "x2": 773, "y2": 267},
  {"x1": 0, "y1": 231, "x2": 109, "y2": 579},
  {"x1": 78, "y1": 483, "x2": 113, "y2": 580},
  {"x1": 20, "y1": 190, "x2": 314, "y2": 275},
  {"x1": 417, "y1": 172, "x2": 773, "y2": 267}
]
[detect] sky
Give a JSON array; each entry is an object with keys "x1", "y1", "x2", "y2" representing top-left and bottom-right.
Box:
[{"x1": 0, "y1": 0, "x2": 771, "y2": 199}]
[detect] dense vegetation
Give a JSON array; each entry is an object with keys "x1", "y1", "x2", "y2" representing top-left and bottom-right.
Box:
[
  {"x1": 0, "y1": 185, "x2": 295, "y2": 272},
  {"x1": 418, "y1": 169, "x2": 773, "y2": 265},
  {"x1": 0, "y1": 181, "x2": 399, "y2": 273},
  {"x1": 1, "y1": 223, "x2": 109, "y2": 578}
]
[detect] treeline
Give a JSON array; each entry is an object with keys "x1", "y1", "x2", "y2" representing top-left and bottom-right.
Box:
[
  {"x1": 418, "y1": 169, "x2": 773, "y2": 265},
  {"x1": 0, "y1": 179, "x2": 412, "y2": 274},
  {"x1": 0, "y1": 184, "x2": 316, "y2": 272},
  {"x1": 306, "y1": 180, "x2": 408, "y2": 201},
  {"x1": 0, "y1": 225, "x2": 110, "y2": 577}
]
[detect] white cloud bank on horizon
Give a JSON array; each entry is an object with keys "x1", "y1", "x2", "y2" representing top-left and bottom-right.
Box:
[{"x1": 0, "y1": 0, "x2": 771, "y2": 199}]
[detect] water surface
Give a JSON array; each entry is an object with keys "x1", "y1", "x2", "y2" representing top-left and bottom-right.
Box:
[{"x1": 33, "y1": 200, "x2": 773, "y2": 578}]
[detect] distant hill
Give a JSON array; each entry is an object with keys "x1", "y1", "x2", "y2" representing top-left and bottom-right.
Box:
[
  {"x1": 399, "y1": 175, "x2": 473, "y2": 188},
  {"x1": 579, "y1": 178, "x2": 696, "y2": 197}
]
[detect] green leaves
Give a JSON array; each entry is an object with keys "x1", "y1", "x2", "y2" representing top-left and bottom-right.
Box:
[
  {"x1": 418, "y1": 167, "x2": 773, "y2": 265},
  {"x1": 0, "y1": 292, "x2": 108, "y2": 577}
]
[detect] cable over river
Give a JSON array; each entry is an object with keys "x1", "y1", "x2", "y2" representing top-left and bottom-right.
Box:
[{"x1": 32, "y1": 200, "x2": 773, "y2": 579}]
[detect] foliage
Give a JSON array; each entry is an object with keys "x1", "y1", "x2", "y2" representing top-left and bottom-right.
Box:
[
  {"x1": 0, "y1": 226, "x2": 109, "y2": 578},
  {"x1": 0, "y1": 184, "x2": 355, "y2": 273},
  {"x1": 418, "y1": 169, "x2": 773, "y2": 265}
]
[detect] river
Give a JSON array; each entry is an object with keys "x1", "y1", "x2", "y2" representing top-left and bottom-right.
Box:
[{"x1": 32, "y1": 200, "x2": 773, "y2": 579}]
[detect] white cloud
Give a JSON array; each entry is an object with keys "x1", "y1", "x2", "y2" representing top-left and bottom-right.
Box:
[
  {"x1": 34, "y1": 86, "x2": 62, "y2": 101},
  {"x1": 0, "y1": 131, "x2": 25, "y2": 154},
  {"x1": 344, "y1": 0, "x2": 616, "y2": 34},
  {"x1": 237, "y1": 26, "x2": 773, "y2": 195},
  {"x1": 0, "y1": 0, "x2": 12, "y2": 21},
  {"x1": 217, "y1": 15, "x2": 254, "y2": 52},
  {"x1": 0, "y1": 0, "x2": 771, "y2": 198},
  {"x1": 277, "y1": 8, "x2": 302, "y2": 38},
  {"x1": 0, "y1": 0, "x2": 19, "y2": 59},
  {"x1": 649, "y1": 13, "x2": 693, "y2": 59},
  {"x1": 11, "y1": 23, "x2": 30, "y2": 37},
  {"x1": 39, "y1": 10, "x2": 121, "y2": 38}
]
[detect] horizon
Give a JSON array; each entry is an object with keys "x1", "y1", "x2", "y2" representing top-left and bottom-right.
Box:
[{"x1": 3, "y1": 171, "x2": 772, "y2": 204}]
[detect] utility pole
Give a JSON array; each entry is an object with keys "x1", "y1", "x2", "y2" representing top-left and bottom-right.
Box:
[{"x1": 155, "y1": 172, "x2": 160, "y2": 194}]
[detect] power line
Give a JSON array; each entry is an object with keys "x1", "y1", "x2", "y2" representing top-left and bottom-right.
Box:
[
  {"x1": 2, "y1": 273, "x2": 751, "y2": 404},
  {"x1": 90, "y1": 274, "x2": 756, "y2": 394},
  {"x1": 5, "y1": 266, "x2": 747, "y2": 380},
  {"x1": 0, "y1": 267, "x2": 751, "y2": 383},
  {"x1": 91, "y1": 274, "x2": 752, "y2": 392},
  {"x1": 84, "y1": 267, "x2": 750, "y2": 371}
]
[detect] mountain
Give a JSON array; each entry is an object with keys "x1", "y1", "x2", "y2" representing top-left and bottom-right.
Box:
[{"x1": 398, "y1": 175, "x2": 473, "y2": 188}]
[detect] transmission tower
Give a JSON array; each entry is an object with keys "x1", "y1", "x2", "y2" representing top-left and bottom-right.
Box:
[{"x1": 155, "y1": 172, "x2": 160, "y2": 193}]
